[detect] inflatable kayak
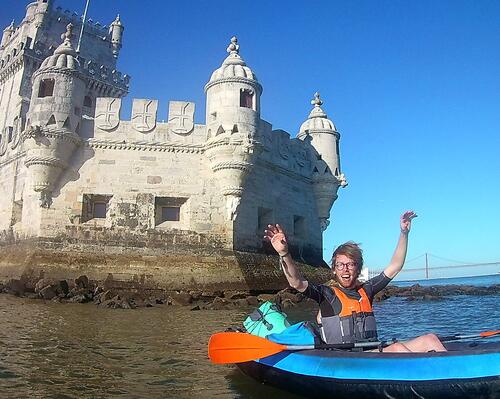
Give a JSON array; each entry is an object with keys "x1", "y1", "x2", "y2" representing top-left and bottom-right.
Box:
[
  {"x1": 236, "y1": 340, "x2": 500, "y2": 399},
  {"x1": 209, "y1": 303, "x2": 500, "y2": 398}
]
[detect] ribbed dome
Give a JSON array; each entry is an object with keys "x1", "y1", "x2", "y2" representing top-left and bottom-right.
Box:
[
  {"x1": 299, "y1": 92, "x2": 337, "y2": 133},
  {"x1": 208, "y1": 37, "x2": 258, "y2": 83},
  {"x1": 39, "y1": 23, "x2": 79, "y2": 71}
]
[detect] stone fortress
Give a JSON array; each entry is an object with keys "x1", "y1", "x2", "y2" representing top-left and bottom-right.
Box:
[{"x1": 0, "y1": 0, "x2": 347, "y2": 291}]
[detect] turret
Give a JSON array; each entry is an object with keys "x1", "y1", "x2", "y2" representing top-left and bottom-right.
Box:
[
  {"x1": 22, "y1": 23, "x2": 84, "y2": 207},
  {"x1": 298, "y1": 93, "x2": 347, "y2": 231},
  {"x1": 33, "y1": 0, "x2": 52, "y2": 28},
  {"x1": 1, "y1": 20, "x2": 15, "y2": 49},
  {"x1": 204, "y1": 37, "x2": 262, "y2": 220},
  {"x1": 109, "y1": 15, "x2": 124, "y2": 58}
]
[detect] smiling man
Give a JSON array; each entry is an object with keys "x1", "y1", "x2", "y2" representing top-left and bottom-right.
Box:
[{"x1": 264, "y1": 211, "x2": 446, "y2": 353}]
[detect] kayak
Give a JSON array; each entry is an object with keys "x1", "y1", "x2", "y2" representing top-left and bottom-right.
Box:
[{"x1": 236, "y1": 341, "x2": 500, "y2": 399}]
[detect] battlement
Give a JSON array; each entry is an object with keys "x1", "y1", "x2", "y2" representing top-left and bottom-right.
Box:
[
  {"x1": 94, "y1": 98, "x2": 197, "y2": 136},
  {"x1": 53, "y1": 7, "x2": 111, "y2": 35}
]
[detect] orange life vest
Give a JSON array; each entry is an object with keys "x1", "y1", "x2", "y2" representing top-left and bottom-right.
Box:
[{"x1": 319, "y1": 286, "x2": 378, "y2": 344}]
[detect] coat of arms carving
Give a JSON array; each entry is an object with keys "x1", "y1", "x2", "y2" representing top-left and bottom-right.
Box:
[
  {"x1": 131, "y1": 99, "x2": 158, "y2": 133},
  {"x1": 95, "y1": 98, "x2": 121, "y2": 131},
  {"x1": 168, "y1": 101, "x2": 195, "y2": 135}
]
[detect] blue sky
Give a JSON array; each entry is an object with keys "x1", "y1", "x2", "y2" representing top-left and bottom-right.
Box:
[{"x1": 2, "y1": 0, "x2": 499, "y2": 279}]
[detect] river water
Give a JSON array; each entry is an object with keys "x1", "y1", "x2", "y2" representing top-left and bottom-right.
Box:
[{"x1": 0, "y1": 276, "x2": 499, "y2": 399}]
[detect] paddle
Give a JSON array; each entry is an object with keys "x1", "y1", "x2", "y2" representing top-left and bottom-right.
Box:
[
  {"x1": 437, "y1": 330, "x2": 500, "y2": 341},
  {"x1": 208, "y1": 330, "x2": 500, "y2": 364},
  {"x1": 208, "y1": 332, "x2": 381, "y2": 364}
]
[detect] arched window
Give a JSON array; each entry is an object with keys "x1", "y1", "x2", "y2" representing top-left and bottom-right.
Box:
[
  {"x1": 240, "y1": 89, "x2": 253, "y2": 109},
  {"x1": 83, "y1": 95, "x2": 92, "y2": 107},
  {"x1": 38, "y1": 78, "x2": 55, "y2": 98}
]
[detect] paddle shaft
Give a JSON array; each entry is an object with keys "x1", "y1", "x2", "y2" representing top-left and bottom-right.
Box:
[{"x1": 208, "y1": 330, "x2": 500, "y2": 364}]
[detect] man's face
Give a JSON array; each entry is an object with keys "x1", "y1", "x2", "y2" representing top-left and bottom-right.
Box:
[{"x1": 333, "y1": 254, "x2": 358, "y2": 289}]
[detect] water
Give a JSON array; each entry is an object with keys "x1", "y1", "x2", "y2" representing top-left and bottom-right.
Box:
[
  {"x1": 0, "y1": 281, "x2": 499, "y2": 398},
  {"x1": 393, "y1": 273, "x2": 500, "y2": 287}
]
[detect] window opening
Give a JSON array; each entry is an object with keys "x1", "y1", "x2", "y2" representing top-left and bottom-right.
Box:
[
  {"x1": 81, "y1": 194, "x2": 112, "y2": 222},
  {"x1": 293, "y1": 215, "x2": 306, "y2": 238},
  {"x1": 240, "y1": 89, "x2": 253, "y2": 109},
  {"x1": 38, "y1": 78, "x2": 55, "y2": 98},
  {"x1": 83, "y1": 96, "x2": 92, "y2": 107},
  {"x1": 257, "y1": 207, "x2": 274, "y2": 232},
  {"x1": 155, "y1": 197, "x2": 187, "y2": 226}
]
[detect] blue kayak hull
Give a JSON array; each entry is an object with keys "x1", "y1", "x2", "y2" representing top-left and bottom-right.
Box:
[{"x1": 236, "y1": 342, "x2": 500, "y2": 399}]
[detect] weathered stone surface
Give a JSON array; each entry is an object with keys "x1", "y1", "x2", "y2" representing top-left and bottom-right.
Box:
[
  {"x1": 5, "y1": 279, "x2": 26, "y2": 296},
  {"x1": 39, "y1": 285, "x2": 57, "y2": 300},
  {"x1": 170, "y1": 292, "x2": 193, "y2": 306}
]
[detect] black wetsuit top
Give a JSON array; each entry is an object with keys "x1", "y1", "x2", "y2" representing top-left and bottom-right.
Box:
[{"x1": 303, "y1": 272, "x2": 392, "y2": 318}]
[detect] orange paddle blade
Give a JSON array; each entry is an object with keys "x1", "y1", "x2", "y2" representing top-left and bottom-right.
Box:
[
  {"x1": 480, "y1": 330, "x2": 500, "y2": 338},
  {"x1": 208, "y1": 332, "x2": 286, "y2": 364}
]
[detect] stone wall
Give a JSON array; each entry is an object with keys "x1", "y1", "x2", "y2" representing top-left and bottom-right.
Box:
[{"x1": 0, "y1": 236, "x2": 332, "y2": 292}]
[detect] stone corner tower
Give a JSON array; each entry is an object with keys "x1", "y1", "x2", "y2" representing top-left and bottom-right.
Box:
[
  {"x1": 22, "y1": 23, "x2": 84, "y2": 209},
  {"x1": 298, "y1": 92, "x2": 348, "y2": 231},
  {"x1": 203, "y1": 37, "x2": 263, "y2": 223}
]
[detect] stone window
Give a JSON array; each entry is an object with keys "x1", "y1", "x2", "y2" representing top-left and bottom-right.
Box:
[
  {"x1": 240, "y1": 89, "x2": 253, "y2": 109},
  {"x1": 161, "y1": 207, "x2": 180, "y2": 222},
  {"x1": 293, "y1": 215, "x2": 306, "y2": 238},
  {"x1": 82, "y1": 194, "x2": 112, "y2": 222},
  {"x1": 38, "y1": 78, "x2": 55, "y2": 98},
  {"x1": 155, "y1": 197, "x2": 187, "y2": 226},
  {"x1": 26, "y1": 37, "x2": 32, "y2": 49},
  {"x1": 83, "y1": 95, "x2": 92, "y2": 107},
  {"x1": 257, "y1": 207, "x2": 274, "y2": 232},
  {"x1": 7, "y1": 126, "x2": 13, "y2": 143}
]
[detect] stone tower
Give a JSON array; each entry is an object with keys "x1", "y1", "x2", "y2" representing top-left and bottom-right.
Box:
[
  {"x1": 22, "y1": 24, "x2": 84, "y2": 208},
  {"x1": 298, "y1": 92, "x2": 347, "y2": 231},
  {"x1": 204, "y1": 37, "x2": 263, "y2": 221},
  {"x1": 0, "y1": 0, "x2": 129, "y2": 232}
]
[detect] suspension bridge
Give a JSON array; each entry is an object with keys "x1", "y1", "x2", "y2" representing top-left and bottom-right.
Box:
[{"x1": 367, "y1": 253, "x2": 500, "y2": 280}]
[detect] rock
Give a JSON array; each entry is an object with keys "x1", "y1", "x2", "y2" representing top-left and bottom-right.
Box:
[
  {"x1": 35, "y1": 278, "x2": 57, "y2": 293},
  {"x1": 5, "y1": 279, "x2": 26, "y2": 296},
  {"x1": 188, "y1": 290, "x2": 202, "y2": 301},
  {"x1": 280, "y1": 298, "x2": 296, "y2": 309},
  {"x1": 39, "y1": 285, "x2": 57, "y2": 300},
  {"x1": 56, "y1": 280, "x2": 69, "y2": 297},
  {"x1": 93, "y1": 290, "x2": 114, "y2": 304},
  {"x1": 257, "y1": 293, "x2": 276, "y2": 303},
  {"x1": 68, "y1": 294, "x2": 91, "y2": 303},
  {"x1": 99, "y1": 295, "x2": 135, "y2": 309},
  {"x1": 75, "y1": 275, "x2": 90, "y2": 289},
  {"x1": 246, "y1": 296, "x2": 259, "y2": 306},
  {"x1": 234, "y1": 298, "x2": 249, "y2": 307},
  {"x1": 170, "y1": 292, "x2": 193, "y2": 306},
  {"x1": 224, "y1": 290, "x2": 250, "y2": 300},
  {"x1": 277, "y1": 290, "x2": 302, "y2": 304},
  {"x1": 208, "y1": 297, "x2": 230, "y2": 310}
]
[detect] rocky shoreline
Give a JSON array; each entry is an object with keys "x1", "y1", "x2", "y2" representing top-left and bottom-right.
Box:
[{"x1": 1, "y1": 275, "x2": 499, "y2": 310}]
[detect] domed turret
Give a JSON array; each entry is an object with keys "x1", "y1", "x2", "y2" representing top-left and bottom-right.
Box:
[
  {"x1": 298, "y1": 93, "x2": 347, "y2": 231},
  {"x1": 22, "y1": 24, "x2": 85, "y2": 207},
  {"x1": 204, "y1": 37, "x2": 262, "y2": 221}
]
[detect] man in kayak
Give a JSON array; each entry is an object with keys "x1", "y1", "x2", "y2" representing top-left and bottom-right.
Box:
[{"x1": 263, "y1": 210, "x2": 447, "y2": 352}]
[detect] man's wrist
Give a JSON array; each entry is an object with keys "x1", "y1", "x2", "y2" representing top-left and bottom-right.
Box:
[{"x1": 279, "y1": 251, "x2": 290, "y2": 258}]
